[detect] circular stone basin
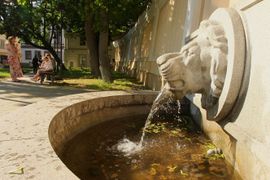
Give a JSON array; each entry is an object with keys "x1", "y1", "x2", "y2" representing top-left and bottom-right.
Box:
[
  {"x1": 49, "y1": 91, "x2": 157, "y2": 155},
  {"x1": 48, "y1": 91, "x2": 240, "y2": 179}
]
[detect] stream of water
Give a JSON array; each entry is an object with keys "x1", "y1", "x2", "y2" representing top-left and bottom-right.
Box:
[{"x1": 116, "y1": 87, "x2": 174, "y2": 156}]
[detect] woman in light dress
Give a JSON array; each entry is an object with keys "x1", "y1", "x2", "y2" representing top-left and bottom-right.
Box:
[{"x1": 5, "y1": 36, "x2": 23, "y2": 82}]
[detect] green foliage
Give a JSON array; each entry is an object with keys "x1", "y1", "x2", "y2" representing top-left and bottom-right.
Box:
[
  {"x1": 60, "y1": 67, "x2": 92, "y2": 79},
  {"x1": 0, "y1": 0, "x2": 64, "y2": 64},
  {"x1": 61, "y1": 0, "x2": 151, "y2": 38}
]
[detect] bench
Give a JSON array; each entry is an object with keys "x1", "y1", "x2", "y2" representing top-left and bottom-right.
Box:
[{"x1": 40, "y1": 71, "x2": 55, "y2": 84}]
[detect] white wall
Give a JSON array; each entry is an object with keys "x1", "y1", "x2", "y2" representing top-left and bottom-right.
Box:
[{"x1": 21, "y1": 48, "x2": 47, "y2": 65}]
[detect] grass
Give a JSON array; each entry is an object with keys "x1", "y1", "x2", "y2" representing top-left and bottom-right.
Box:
[
  {"x1": 22, "y1": 67, "x2": 33, "y2": 74},
  {"x1": 0, "y1": 68, "x2": 10, "y2": 79},
  {"x1": 0, "y1": 66, "x2": 32, "y2": 79},
  {"x1": 57, "y1": 68, "x2": 146, "y2": 91},
  {"x1": 0, "y1": 67, "x2": 146, "y2": 91},
  {"x1": 59, "y1": 67, "x2": 92, "y2": 79}
]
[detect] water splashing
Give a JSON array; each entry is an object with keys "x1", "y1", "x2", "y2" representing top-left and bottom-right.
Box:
[
  {"x1": 116, "y1": 87, "x2": 174, "y2": 156},
  {"x1": 116, "y1": 138, "x2": 142, "y2": 156}
]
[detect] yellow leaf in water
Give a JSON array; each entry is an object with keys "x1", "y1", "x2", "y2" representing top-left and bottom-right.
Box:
[
  {"x1": 167, "y1": 165, "x2": 177, "y2": 173},
  {"x1": 131, "y1": 165, "x2": 138, "y2": 170},
  {"x1": 170, "y1": 130, "x2": 181, "y2": 136},
  {"x1": 149, "y1": 167, "x2": 157, "y2": 175},
  {"x1": 180, "y1": 170, "x2": 189, "y2": 177},
  {"x1": 111, "y1": 173, "x2": 118, "y2": 178},
  {"x1": 160, "y1": 175, "x2": 167, "y2": 180},
  {"x1": 151, "y1": 163, "x2": 160, "y2": 167}
]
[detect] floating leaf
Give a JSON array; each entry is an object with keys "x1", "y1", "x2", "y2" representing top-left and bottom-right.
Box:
[
  {"x1": 149, "y1": 167, "x2": 157, "y2": 175},
  {"x1": 151, "y1": 163, "x2": 160, "y2": 167},
  {"x1": 184, "y1": 137, "x2": 192, "y2": 142},
  {"x1": 160, "y1": 175, "x2": 167, "y2": 180},
  {"x1": 207, "y1": 153, "x2": 225, "y2": 160},
  {"x1": 131, "y1": 165, "x2": 138, "y2": 170},
  {"x1": 180, "y1": 169, "x2": 189, "y2": 177},
  {"x1": 145, "y1": 123, "x2": 166, "y2": 134},
  {"x1": 111, "y1": 173, "x2": 118, "y2": 178},
  {"x1": 169, "y1": 129, "x2": 181, "y2": 137},
  {"x1": 167, "y1": 165, "x2": 177, "y2": 173},
  {"x1": 204, "y1": 142, "x2": 216, "y2": 150}
]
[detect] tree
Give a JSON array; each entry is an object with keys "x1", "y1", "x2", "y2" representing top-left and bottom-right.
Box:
[
  {"x1": 0, "y1": 0, "x2": 151, "y2": 80},
  {"x1": 62, "y1": 0, "x2": 151, "y2": 82},
  {"x1": 0, "y1": 0, "x2": 66, "y2": 70}
]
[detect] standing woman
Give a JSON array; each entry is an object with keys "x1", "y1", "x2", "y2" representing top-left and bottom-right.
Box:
[{"x1": 5, "y1": 36, "x2": 23, "y2": 82}]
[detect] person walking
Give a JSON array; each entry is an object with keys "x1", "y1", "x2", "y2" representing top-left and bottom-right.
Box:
[
  {"x1": 5, "y1": 36, "x2": 23, "y2": 82},
  {"x1": 32, "y1": 55, "x2": 39, "y2": 74}
]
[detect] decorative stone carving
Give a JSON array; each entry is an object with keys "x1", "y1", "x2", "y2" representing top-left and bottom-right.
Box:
[
  {"x1": 157, "y1": 19, "x2": 228, "y2": 109},
  {"x1": 157, "y1": 8, "x2": 246, "y2": 121}
]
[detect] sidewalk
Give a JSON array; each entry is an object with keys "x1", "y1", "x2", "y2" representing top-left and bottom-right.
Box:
[{"x1": 0, "y1": 74, "x2": 93, "y2": 116}]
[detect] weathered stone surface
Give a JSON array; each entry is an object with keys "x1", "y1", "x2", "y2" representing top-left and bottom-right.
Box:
[{"x1": 157, "y1": 8, "x2": 245, "y2": 122}]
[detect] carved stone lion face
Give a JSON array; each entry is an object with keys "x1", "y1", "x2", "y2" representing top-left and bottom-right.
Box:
[
  {"x1": 157, "y1": 44, "x2": 204, "y2": 99},
  {"x1": 157, "y1": 19, "x2": 228, "y2": 109}
]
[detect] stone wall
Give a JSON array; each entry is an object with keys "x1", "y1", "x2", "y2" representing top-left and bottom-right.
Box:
[
  {"x1": 114, "y1": 0, "x2": 230, "y2": 89},
  {"x1": 115, "y1": 0, "x2": 270, "y2": 179},
  {"x1": 114, "y1": 0, "x2": 188, "y2": 90}
]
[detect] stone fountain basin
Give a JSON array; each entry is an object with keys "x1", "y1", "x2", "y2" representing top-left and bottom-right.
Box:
[{"x1": 0, "y1": 91, "x2": 157, "y2": 179}]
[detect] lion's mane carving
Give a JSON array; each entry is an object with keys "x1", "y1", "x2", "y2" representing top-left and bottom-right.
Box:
[{"x1": 157, "y1": 20, "x2": 228, "y2": 109}]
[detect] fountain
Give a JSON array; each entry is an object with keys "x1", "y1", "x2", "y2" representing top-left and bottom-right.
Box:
[
  {"x1": 48, "y1": 8, "x2": 244, "y2": 179},
  {"x1": 59, "y1": 95, "x2": 240, "y2": 179},
  {"x1": 1, "y1": 3, "x2": 269, "y2": 179}
]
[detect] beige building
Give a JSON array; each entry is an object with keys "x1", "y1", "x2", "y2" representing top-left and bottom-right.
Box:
[
  {"x1": 0, "y1": 34, "x2": 8, "y2": 64},
  {"x1": 64, "y1": 33, "x2": 89, "y2": 69},
  {"x1": 115, "y1": 0, "x2": 270, "y2": 179}
]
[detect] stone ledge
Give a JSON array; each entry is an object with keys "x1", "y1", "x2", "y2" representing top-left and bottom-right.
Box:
[{"x1": 0, "y1": 91, "x2": 157, "y2": 179}]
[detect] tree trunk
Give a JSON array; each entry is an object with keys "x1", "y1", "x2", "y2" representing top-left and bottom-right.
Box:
[
  {"x1": 85, "y1": 13, "x2": 101, "y2": 78},
  {"x1": 98, "y1": 9, "x2": 113, "y2": 83}
]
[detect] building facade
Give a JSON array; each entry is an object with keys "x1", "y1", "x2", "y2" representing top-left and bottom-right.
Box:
[
  {"x1": 20, "y1": 43, "x2": 48, "y2": 66},
  {"x1": 0, "y1": 34, "x2": 8, "y2": 65},
  {"x1": 64, "y1": 33, "x2": 89, "y2": 69}
]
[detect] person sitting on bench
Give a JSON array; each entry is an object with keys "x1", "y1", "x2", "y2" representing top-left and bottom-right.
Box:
[{"x1": 31, "y1": 53, "x2": 54, "y2": 82}]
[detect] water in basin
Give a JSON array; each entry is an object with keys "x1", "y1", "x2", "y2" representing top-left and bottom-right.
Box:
[{"x1": 61, "y1": 98, "x2": 240, "y2": 179}]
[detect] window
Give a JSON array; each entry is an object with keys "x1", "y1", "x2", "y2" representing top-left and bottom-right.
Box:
[
  {"x1": 34, "y1": 50, "x2": 41, "y2": 58},
  {"x1": 25, "y1": 51, "x2": 32, "y2": 60},
  {"x1": 0, "y1": 40, "x2": 5, "y2": 49},
  {"x1": 80, "y1": 35, "x2": 86, "y2": 46},
  {"x1": 69, "y1": 61, "x2": 74, "y2": 69},
  {"x1": 79, "y1": 54, "x2": 87, "y2": 67}
]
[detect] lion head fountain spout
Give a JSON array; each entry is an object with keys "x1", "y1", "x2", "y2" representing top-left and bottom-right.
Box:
[
  {"x1": 157, "y1": 8, "x2": 246, "y2": 121},
  {"x1": 157, "y1": 20, "x2": 228, "y2": 109}
]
